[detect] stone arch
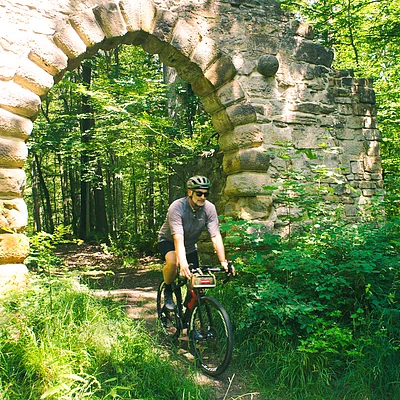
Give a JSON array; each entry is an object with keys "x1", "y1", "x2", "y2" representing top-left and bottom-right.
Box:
[{"x1": 0, "y1": 0, "x2": 382, "y2": 288}]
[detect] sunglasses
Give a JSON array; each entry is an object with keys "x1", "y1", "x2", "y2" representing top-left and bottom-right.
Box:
[{"x1": 194, "y1": 191, "x2": 209, "y2": 198}]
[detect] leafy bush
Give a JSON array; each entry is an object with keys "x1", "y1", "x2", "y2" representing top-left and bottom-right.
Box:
[{"x1": 221, "y1": 216, "x2": 400, "y2": 398}]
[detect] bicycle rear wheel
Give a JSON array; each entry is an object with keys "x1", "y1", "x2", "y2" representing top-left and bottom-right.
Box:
[
  {"x1": 156, "y1": 281, "x2": 183, "y2": 339},
  {"x1": 188, "y1": 296, "x2": 234, "y2": 376}
]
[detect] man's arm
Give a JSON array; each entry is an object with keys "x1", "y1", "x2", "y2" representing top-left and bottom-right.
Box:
[
  {"x1": 173, "y1": 233, "x2": 191, "y2": 279},
  {"x1": 211, "y1": 233, "x2": 228, "y2": 270}
]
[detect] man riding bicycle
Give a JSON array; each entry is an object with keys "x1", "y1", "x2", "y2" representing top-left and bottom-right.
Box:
[{"x1": 158, "y1": 175, "x2": 230, "y2": 310}]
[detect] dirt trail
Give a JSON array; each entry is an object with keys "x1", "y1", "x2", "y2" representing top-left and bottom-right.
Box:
[{"x1": 55, "y1": 243, "x2": 261, "y2": 400}]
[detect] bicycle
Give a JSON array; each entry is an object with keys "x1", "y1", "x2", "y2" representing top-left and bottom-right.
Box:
[{"x1": 156, "y1": 262, "x2": 234, "y2": 376}]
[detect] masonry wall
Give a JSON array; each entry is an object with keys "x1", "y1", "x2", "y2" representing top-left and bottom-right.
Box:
[{"x1": 0, "y1": 0, "x2": 382, "y2": 288}]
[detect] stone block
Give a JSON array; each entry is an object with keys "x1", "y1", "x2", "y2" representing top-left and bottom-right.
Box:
[
  {"x1": 0, "y1": 108, "x2": 32, "y2": 139},
  {"x1": 226, "y1": 102, "x2": 257, "y2": 127},
  {"x1": 93, "y1": 2, "x2": 127, "y2": 39},
  {"x1": 366, "y1": 141, "x2": 380, "y2": 156},
  {"x1": 357, "y1": 87, "x2": 376, "y2": 104},
  {"x1": 291, "y1": 101, "x2": 335, "y2": 115},
  {"x1": 0, "y1": 81, "x2": 41, "y2": 118},
  {"x1": 344, "y1": 204, "x2": 359, "y2": 217},
  {"x1": 363, "y1": 116, "x2": 377, "y2": 129},
  {"x1": 337, "y1": 103, "x2": 353, "y2": 115},
  {"x1": 0, "y1": 52, "x2": 20, "y2": 81},
  {"x1": 232, "y1": 54, "x2": 256, "y2": 76},
  {"x1": 141, "y1": 34, "x2": 165, "y2": 54},
  {"x1": 192, "y1": 76, "x2": 215, "y2": 97},
  {"x1": 225, "y1": 172, "x2": 272, "y2": 196},
  {"x1": 0, "y1": 136, "x2": 27, "y2": 167},
  {"x1": 69, "y1": 8, "x2": 106, "y2": 47},
  {"x1": 262, "y1": 123, "x2": 292, "y2": 144},
  {"x1": 0, "y1": 233, "x2": 29, "y2": 264},
  {"x1": 245, "y1": 73, "x2": 276, "y2": 98},
  {"x1": 174, "y1": 61, "x2": 203, "y2": 84},
  {"x1": 295, "y1": 40, "x2": 334, "y2": 67},
  {"x1": 292, "y1": 127, "x2": 321, "y2": 149},
  {"x1": 119, "y1": 0, "x2": 156, "y2": 33},
  {"x1": 15, "y1": 59, "x2": 54, "y2": 97},
  {"x1": 159, "y1": 45, "x2": 187, "y2": 68},
  {"x1": 0, "y1": 198, "x2": 27, "y2": 232},
  {"x1": 170, "y1": 20, "x2": 200, "y2": 58},
  {"x1": 201, "y1": 93, "x2": 224, "y2": 114},
  {"x1": 219, "y1": 123, "x2": 263, "y2": 152},
  {"x1": 217, "y1": 80, "x2": 245, "y2": 107},
  {"x1": 364, "y1": 156, "x2": 381, "y2": 173},
  {"x1": 205, "y1": 56, "x2": 237, "y2": 89},
  {"x1": 54, "y1": 22, "x2": 88, "y2": 60},
  {"x1": 278, "y1": 111, "x2": 318, "y2": 126},
  {"x1": 363, "y1": 128, "x2": 381, "y2": 141},
  {"x1": 191, "y1": 37, "x2": 220, "y2": 71},
  {"x1": 0, "y1": 264, "x2": 28, "y2": 293},
  {"x1": 0, "y1": 168, "x2": 26, "y2": 197},
  {"x1": 229, "y1": 196, "x2": 273, "y2": 219},
  {"x1": 362, "y1": 189, "x2": 376, "y2": 197},
  {"x1": 152, "y1": 9, "x2": 178, "y2": 43},
  {"x1": 211, "y1": 110, "x2": 234, "y2": 134},
  {"x1": 346, "y1": 116, "x2": 364, "y2": 129},
  {"x1": 334, "y1": 128, "x2": 362, "y2": 141},
  {"x1": 29, "y1": 36, "x2": 69, "y2": 76},
  {"x1": 352, "y1": 102, "x2": 377, "y2": 117},
  {"x1": 223, "y1": 147, "x2": 270, "y2": 174},
  {"x1": 344, "y1": 140, "x2": 366, "y2": 157},
  {"x1": 350, "y1": 160, "x2": 364, "y2": 174}
]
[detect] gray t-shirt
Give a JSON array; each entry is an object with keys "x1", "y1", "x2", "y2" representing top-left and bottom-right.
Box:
[{"x1": 158, "y1": 197, "x2": 220, "y2": 254}]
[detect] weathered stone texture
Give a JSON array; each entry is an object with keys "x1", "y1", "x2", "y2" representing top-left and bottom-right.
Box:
[
  {"x1": 0, "y1": 233, "x2": 30, "y2": 264},
  {"x1": 0, "y1": 81, "x2": 41, "y2": 118},
  {"x1": 0, "y1": 137, "x2": 28, "y2": 168},
  {"x1": 120, "y1": 0, "x2": 157, "y2": 33},
  {"x1": 0, "y1": 168, "x2": 26, "y2": 197},
  {"x1": 0, "y1": 109, "x2": 33, "y2": 139},
  {"x1": 0, "y1": 0, "x2": 383, "y2": 288},
  {"x1": 0, "y1": 198, "x2": 28, "y2": 233}
]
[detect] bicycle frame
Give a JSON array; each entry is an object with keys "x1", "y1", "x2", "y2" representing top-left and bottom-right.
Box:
[{"x1": 157, "y1": 262, "x2": 234, "y2": 376}]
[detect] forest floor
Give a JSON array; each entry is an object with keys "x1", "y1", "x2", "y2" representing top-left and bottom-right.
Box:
[{"x1": 55, "y1": 242, "x2": 261, "y2": 400}]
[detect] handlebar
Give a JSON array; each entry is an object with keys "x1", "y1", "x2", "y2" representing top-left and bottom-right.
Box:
[
  {"x1": 177, "y1": 262, "x2": 234, "y2": 285},
  {"x1": 189, "y1": 261, "x2": 234, "y2": 275}
]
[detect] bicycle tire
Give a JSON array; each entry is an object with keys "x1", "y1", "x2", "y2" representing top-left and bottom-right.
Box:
[
  {"x1": 188, "y1": 295, "x2": 234, "y2": 376},
  {"x1": 156, "y1": 281, "x2": 183, "y2": 339}
]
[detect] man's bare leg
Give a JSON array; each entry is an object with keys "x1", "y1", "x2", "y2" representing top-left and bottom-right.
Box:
[
  {"x1": 163, "y1": 251, "x2": 178, "y2": 285},
  {"x1": 162, "y1": 251, "x2": 177, "y2": 310}
]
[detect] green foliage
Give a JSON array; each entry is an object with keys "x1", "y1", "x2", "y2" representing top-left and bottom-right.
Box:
[
  {"x1": 220, "y1": 215, "x2": 400, "y2": 398},
  {"x1": 0, "y1": 262, "x2": 212, "y2": 399},
  {"x1": 27, "y1": 45, "x2": 217, "y2": 248}
]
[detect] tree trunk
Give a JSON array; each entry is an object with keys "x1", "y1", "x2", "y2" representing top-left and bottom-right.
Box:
[
  {"x1": 32, "y1": 151, "x2": 54, "y2": 233},
  {"x1": 79, "y1": 63, "x2": 94, "y2": 241}
]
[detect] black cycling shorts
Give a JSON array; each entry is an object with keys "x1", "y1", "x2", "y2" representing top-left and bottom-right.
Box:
[{"x1": 158, "y1": 240, "x2": 199, "y2": 268}]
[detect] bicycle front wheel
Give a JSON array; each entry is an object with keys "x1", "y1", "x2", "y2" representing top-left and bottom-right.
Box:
[{"x1": 188, "y1": 296, "x2": 234, "y2": 376}]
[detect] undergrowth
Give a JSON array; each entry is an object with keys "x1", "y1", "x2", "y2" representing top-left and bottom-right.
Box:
[
  {"x1": 0, "y1": 235, "x2": 212, "y2": 400},
  {"x1": 219, "y1": 215, "x2": 400, "y2": 399}
]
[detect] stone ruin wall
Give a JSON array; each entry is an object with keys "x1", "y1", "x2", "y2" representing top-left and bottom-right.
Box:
[{"x1": 0, "y1": 0, "x2": 382, "y2": 288}]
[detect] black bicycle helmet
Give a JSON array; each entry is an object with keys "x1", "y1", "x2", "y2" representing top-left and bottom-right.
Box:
[{"x1": 187, "y1": 175, "x2": 211, "y2": 190}]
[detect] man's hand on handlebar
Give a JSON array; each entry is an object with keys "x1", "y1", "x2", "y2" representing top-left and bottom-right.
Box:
[
  {"x1": 221, "y1": 260, "x2": 235, "y2": 277},
  {"x1": 179, "y1": 263, "x2": 192, "y2": 279}
]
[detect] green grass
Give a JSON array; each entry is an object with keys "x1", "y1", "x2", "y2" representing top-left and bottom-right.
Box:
[{"x1": 0, "y1": 274, "x2": 213, "y2": 400}]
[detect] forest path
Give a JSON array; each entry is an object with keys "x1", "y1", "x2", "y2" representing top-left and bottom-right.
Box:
[{"x1": 54, "y1": 243, "x2": 260, "y2": 400}]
